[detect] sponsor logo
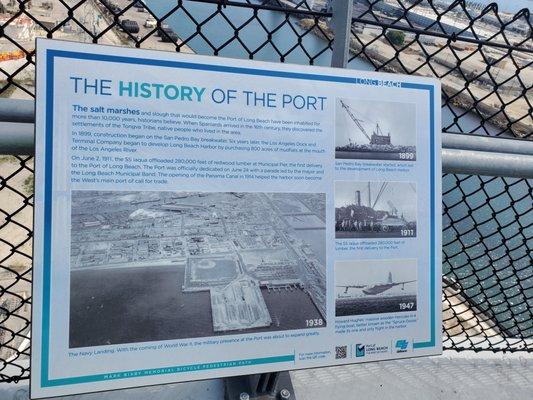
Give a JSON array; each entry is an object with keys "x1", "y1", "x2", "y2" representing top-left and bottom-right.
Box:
[
  {"x1": 355, "y1": 344, "x2": 365, "y2": 357},
  {"x1": 395, "y1": 339, "x2": 409, "y2": 353},
  {"x1": 355, "y1": 342, "x2": 391, "y2": 358},
  {"x1": 355, "y1": 343, "x2": 390, "y2": 357}
]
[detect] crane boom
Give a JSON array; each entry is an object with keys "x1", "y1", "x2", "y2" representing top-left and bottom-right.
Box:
[
  {"x1": 372, "y1": 182, "x2": 388, "y2": 209},
  {"x1": 340, "y1": 100, "x2": 372, "y2": 142}
]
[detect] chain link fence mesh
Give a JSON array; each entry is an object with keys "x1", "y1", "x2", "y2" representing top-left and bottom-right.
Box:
[{"x1": 0, "y1": 0, "x2": 531, "y2": 384}]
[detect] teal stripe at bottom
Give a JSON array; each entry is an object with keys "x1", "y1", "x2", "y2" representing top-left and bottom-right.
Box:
[
  {"x1": 44, "y1": 354, "x2": 295, "y2": 387},
  {"x1": 413, "y1": 341, "x2": 434, "y2": 349}
]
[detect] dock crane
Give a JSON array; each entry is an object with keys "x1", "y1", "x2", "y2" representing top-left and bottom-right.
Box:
[{"x1": 339, "y1": 100, "x2": 391, "y2": 145}]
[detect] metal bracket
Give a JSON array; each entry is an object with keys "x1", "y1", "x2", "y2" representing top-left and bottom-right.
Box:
[{"x1": 224, "y1": 371, "x2": 296, "y2": 400}]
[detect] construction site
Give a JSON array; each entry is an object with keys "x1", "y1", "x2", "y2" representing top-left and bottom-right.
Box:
[
  {"x1": 335, "y1": 181, "x2": 417, "y2": 239},
  {"x1": 298, "y1": 0, "x2": 532, "y2": 138},
  {"x1": 335, "y1": 98, "x2": 417, "y2": 161}
]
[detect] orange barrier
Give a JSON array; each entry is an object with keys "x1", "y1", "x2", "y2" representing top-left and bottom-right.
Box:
[{"x1": 0, "y1": 49, "x2": 26, "y2": 62}]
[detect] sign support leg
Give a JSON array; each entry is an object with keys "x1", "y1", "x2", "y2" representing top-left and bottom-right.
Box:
[{"x1": 224, "y1": 371, "x2": 296, "y2": 400}]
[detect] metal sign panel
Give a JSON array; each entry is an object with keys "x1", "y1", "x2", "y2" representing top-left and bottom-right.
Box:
[{"x1": 31, "y1": 39, "x2": 441, "y2": 398}]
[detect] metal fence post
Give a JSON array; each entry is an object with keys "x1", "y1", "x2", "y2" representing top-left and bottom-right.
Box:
[
  {"x1": 0, "y1": 122, "x2": 34, "y2": 155},
  {"x1": 330, "y1": 0, "x2": 353, "y2": 68},
  {"x1": 0, "y1": 99, "x2": 34, "y2": 123},
  {"x1": 2, "y1": 102, "x2": 533, "y2": 178}
]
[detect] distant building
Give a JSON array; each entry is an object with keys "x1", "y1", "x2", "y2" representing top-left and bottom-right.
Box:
[
  {"x1": 406, "y1": 7, "x2": 494, "y2": 40},
  {"x1": 0, "y1": 14, "x2": 34, "y2": 42}
]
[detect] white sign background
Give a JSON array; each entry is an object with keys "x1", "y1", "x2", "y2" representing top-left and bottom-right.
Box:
[{"x1": 31, "y1": 39, "x2": 441, "y2": 398}]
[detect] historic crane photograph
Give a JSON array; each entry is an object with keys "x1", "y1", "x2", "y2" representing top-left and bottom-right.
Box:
[
  {"x1": 335, "y1": 181, "x2": 417, "y2": 239},
  {"x1": 335, "y1": 98, "x2": 417, "y2": 161}
]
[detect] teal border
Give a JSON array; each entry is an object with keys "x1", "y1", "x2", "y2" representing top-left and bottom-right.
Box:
[{"x1": 39, "y1": 48, "x2": 438, "y2": 388}]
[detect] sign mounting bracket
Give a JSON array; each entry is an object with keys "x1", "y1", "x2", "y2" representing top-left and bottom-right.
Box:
[{"x1": 224, "y1": 371, "x2": 296, "y2": 400}]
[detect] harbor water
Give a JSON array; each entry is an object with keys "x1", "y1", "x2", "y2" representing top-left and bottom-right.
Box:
[{"x1": 70, "y1": 265, "x2": 323, "y2": 347}]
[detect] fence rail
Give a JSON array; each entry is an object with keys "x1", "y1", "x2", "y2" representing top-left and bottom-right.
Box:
[{"x1": 0, "y1": 0, "x2": 532, "y2": 384}]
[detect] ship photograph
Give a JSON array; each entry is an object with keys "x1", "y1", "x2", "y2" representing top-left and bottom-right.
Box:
[
  {"x1": 335, "y1": 259, "x2": 417, "y2": 317},
  {"x1": 335, "y1": 181, "x2": 417, "y2": 239},
  {"x1": 335, "y1": 98, "x2": 417, "y2": 161},
  {"x1": 68, "y1": 190, "x2": 326, "y2": 347}
]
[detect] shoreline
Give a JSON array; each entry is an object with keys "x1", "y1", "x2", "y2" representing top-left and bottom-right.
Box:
[{"x1": 95, "y1": 0, "x2": 195, "y2": 54}]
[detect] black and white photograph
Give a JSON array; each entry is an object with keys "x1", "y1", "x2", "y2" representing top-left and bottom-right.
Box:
[
  {"x1": 335, "y1": 181, "x2": 417, "y2": 239},
  {"x1": 335, "y1": 98, "x2": 417, "y2": 161},
  {"x1": 69, "y1": 191, "x2": 326, "y2": 347},
  {"x1": 335, "y1": 259, "x2": 417, "y2": 317}
]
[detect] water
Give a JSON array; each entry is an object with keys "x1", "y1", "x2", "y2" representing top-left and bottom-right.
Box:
[
  {"x1": 336, "y1": 151, "x2": 417, "y2": 161},
  {"x1": 295, "y1": 228, "x2": 326, "y2": 266},
  {"x1": 143, "y1": 0, "x2": 531, "y2": 338},
  {"x1": 70, "y1": 265, "x2": 322, "y2": 347},
  {"x1": 336, "y1": 295, "x2": 417, "y2": 317},
  {"x1": 441, "y1": 175, "x2": 532, "y2": 338},
  {"x1": 148, "y1": 0, "x2": 369, "y2": 68}
]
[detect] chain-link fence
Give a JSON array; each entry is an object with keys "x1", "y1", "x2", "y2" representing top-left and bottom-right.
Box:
[{"x1": 0, "y1": 0, "x2": 531, "y2": 384}]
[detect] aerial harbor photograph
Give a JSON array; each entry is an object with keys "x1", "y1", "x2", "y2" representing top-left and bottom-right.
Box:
[
  {"x1": 69, "y1": 190, "x2": 326, "y2": 347},
  {"x1": 335, "y1": 98, "x2": 417, "y2": 161},
  {"x1": 335, "y1": 181, "x2": 417, "y2": 239},
  {"x1": 335, "y1": 258, "x2": 417, "y2": 317}
]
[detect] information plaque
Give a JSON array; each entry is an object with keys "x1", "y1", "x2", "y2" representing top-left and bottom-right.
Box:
[{"x1": 31, "y1": 39, "x2": 441, "y2": 398}]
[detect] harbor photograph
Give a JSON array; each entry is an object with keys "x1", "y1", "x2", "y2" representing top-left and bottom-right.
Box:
[
  {"x1": 335, "y1": 181, "x2": 417, "y2": 239},
  {"x1": 335, "y1": 258, "x2": 417, "y2": 317},
  {"x1": 335, "y1": 98, "x2": 417, "y2": 161},
  {"x1": 69, "y1": 190, "x2": 326, "y2": 347}
]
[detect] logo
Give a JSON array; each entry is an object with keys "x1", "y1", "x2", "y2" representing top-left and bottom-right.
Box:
[
  {"x1": 395, "y1": 339, "x2": 409, "y2": 353},
  {"x1": 355, "y1": 344, "x2": 365, "y2": 357}
]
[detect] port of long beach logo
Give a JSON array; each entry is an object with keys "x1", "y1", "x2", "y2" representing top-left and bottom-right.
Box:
[{"x1": 355, "y1": 343, "x2": 390, "y2": 357}]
